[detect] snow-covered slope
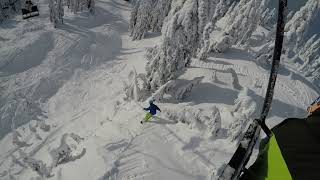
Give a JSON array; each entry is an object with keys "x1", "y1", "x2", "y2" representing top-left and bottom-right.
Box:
[{"x1": 0, "y1": 0, "x2": 318, "y2": 180}]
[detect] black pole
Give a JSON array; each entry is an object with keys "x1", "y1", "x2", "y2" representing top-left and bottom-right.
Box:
[{"x1": 259, "y1": 0, "x2": 287, "y2": 136}]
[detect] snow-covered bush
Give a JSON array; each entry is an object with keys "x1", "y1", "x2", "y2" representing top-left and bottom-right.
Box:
[
  {"x1": 175, "y1": 77, "x2": 203, "y2": 100},
  {"x1": 124, "y1": 69, "x2": 148, "y2": 101},
  {"x1": 163, "y1": 106, "x2": 222, "y2": 137},
  {"x1": 231, "y1": 88, "x2": 257, "y2": 119},
  {"x1": 211, "y1": 70, "x2": 218, "y2": 83},
  {"x1": 12, "y1": 130, "x2": 33, "y2": 147},
  {"x1": 50, "y1": 133, "x2": 86, "y2": 167},
  {"x1": 29, "y1": 120, "x2": 38, "y2": 133},
  {"x1": 255, "y1": 41, "x2": 274, "y2": 66},
  {"x1": 206, "y1": 106, "x2": 221, "y2": 137},
  {"x1": 150, "y1": 77, "x2": 203, "y2": 102},
  {"x1": 229, "y1": 88, "x2": 257, "y2": 141},
  {"x1": 152, "y1": 80, "x2": 176, "y2": 102},
  {"x1": 38, "y1": 120, "x2": 50, "y2": 132},
  {"x1": 23, "y1": 157, "x2": 53, "y2": 178}
]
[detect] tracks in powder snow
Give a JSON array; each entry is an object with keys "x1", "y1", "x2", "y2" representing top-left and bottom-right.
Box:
[
  {"x1": 190, "y1": 59, "x2": 308, "y2": 108},
  {"x1": 101, "y1": 120, "x2": 207, "y2": 180},
  {"x1": 102, "y1": 123, "x2": 158, "y2": 179}
]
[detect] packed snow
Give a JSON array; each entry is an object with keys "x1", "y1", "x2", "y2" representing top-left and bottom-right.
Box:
[{"x1": 0, "y1": 0, "x2": 319, "y2": 180}]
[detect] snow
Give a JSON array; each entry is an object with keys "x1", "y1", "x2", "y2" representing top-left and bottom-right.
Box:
[{"x1": 0, "y1": 0, "x2": 319, "y2": 180}]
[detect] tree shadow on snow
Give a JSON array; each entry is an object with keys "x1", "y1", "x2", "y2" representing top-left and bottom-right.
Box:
[
  {"x1": 97, "y1": 0, "x2": 131, "y2": 11},
  {"x1": 204, "y1": 58, "x2": 233, "y2": 66},
  {"x1": 211, "y1": 48, "x2": 255, "y2": 62},
  {"x1": 144, "y1": 31, "x2": 162, "y2": 39},
  {"x1": 158, "y1": 77, "x2": 239, "y2": 105},
  {"x1": 0, "y1": 19, "x2": 19, "y2": 29},
  {"x1": 184, "y1": 82, "x2": 239, "y2": 105},
  {"x1": 149, "y1": 116, "x2": 178, "y2": 125},
  {"x1": 162, "y1": 125, "x2": 216, "y2": 168},
  {"x1": 247, "y1": 89, "x2": 307, "y2": 120},
  {"x1": 182, "y1": 137, "x2": 202, "y2": 151},
  {"x1": 259, "y1": 63, "x2": 320, "y2": 93}
]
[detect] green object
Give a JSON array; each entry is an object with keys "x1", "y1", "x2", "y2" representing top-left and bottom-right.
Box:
[
  {"x1": 144, "y1": 112, "x2": 152, "y2": 122},
  {"x1": 266, "y1": 135, "x2": 292, "y2": 180},
  {"x1": 241, "y1": 134, "x2": 292, "y2": 180}
]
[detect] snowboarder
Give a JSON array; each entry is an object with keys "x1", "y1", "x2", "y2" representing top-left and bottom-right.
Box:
[{"x1": 141, "y1": 99, "x2": 161, "y2": 124}]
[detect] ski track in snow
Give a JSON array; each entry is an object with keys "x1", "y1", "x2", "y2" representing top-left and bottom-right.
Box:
[
  {"x1": 190, "y1": 58, "x2": 314, "y2": 113},
  {"x1": 101, "y1": 121, "x2": 214, "y2": 180}
]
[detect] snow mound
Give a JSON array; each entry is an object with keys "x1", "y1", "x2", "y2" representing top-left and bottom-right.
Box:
[{"x1": 50, "y1": 133, "x2": 86, "y2": 167}]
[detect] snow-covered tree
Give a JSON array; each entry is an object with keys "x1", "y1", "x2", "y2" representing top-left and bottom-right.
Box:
[
  {"x1": 209, "y1": 0, "x2": 268, "y2": 53},
  {"x1": 259, "y1": 7, "x2": 276, "y2": 29},
  {"x1": 23, "y1": 157, "x2": 53, "y2": 178},
  {"x1": 0, "y1": 7, "x2": 5, "y2": 22},
  {"x1": 283, "y1": 0, "x2": 320, "y2": 84},
  {"x1": 208, "y1": 106, "x2": 221, "y2": 137},
  {"x1": 70, "y1": 0, "x2": 80, "y2": 13},
  {"x1": 142, "y1": 0, "x2": 237, "y2": 89},
  {"x1": 129, "y1": 0, "x2": 155, "y2": 40},
  {"x1": 298, "y1": 35, "x2": 320, "y2": 71},
  {"x1": 145, "y1": 0, "x2": 199, "y2": 90},
  {"x1": 174, "y1": 76, "x2": 203, "y2": 100},
  {"x1": 66, "y1": 0, "x2": 95, "y2": 14},
  {"x1": 124, "y1": 69, "x2": 148, "y2": 101},
  {"x1": 129, "y1": 0, "x2": 174, "y2": 40},
  {"x1": 229, "y1": 88, "x2": 257, "y2": 141},
  {"x1": 87, "y1": 0, "x2": 95, "y2": 14},
  {"x1": 150, "y1": 0, "x2": 172, "y2": 32},
  {"x1": 50, "y1": 133, "x2": 85, "y2": 167},
  {"x1": 284, "y1": 0, "x2": 319, "y2": 56},
  {"x1": 197, "y1": 0, "x2": 232, "y2": 60},
  {"x1": 49, "y1": 0, "x2": 64, "y2": 27},
  {"x1": 0, "y1": 0, "x2": 21, "y2": 22}
]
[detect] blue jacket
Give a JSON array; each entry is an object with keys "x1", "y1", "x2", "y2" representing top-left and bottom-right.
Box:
[{"x1": 144, "y1": 103, "x2": 161, "y2": 115}]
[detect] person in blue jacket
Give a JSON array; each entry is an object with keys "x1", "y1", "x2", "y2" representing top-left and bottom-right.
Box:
[{"x1": 142, "y1": 99, "x2": 161, "y2": 123}]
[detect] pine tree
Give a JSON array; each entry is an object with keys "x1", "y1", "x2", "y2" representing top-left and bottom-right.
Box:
[
  {"x1": 145, "y1": 0, "x2": 236, "y2": 89},
  {"x1": 49, "y1": 0, "x2": 64, "y2": 27},
  {"x1": 87, "y1": 0, "x2": 95, "y2": 14},
  {"x1": 146, "y1": 0, "x2": 199, "y2": 90},
  {"x1": 129, "y1": 0, "x2": 155, "y2": 40}
]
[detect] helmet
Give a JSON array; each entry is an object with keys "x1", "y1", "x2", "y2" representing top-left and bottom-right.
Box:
[{"x1": 148, "y1": 97, "x2": 155, "y2": 104}]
